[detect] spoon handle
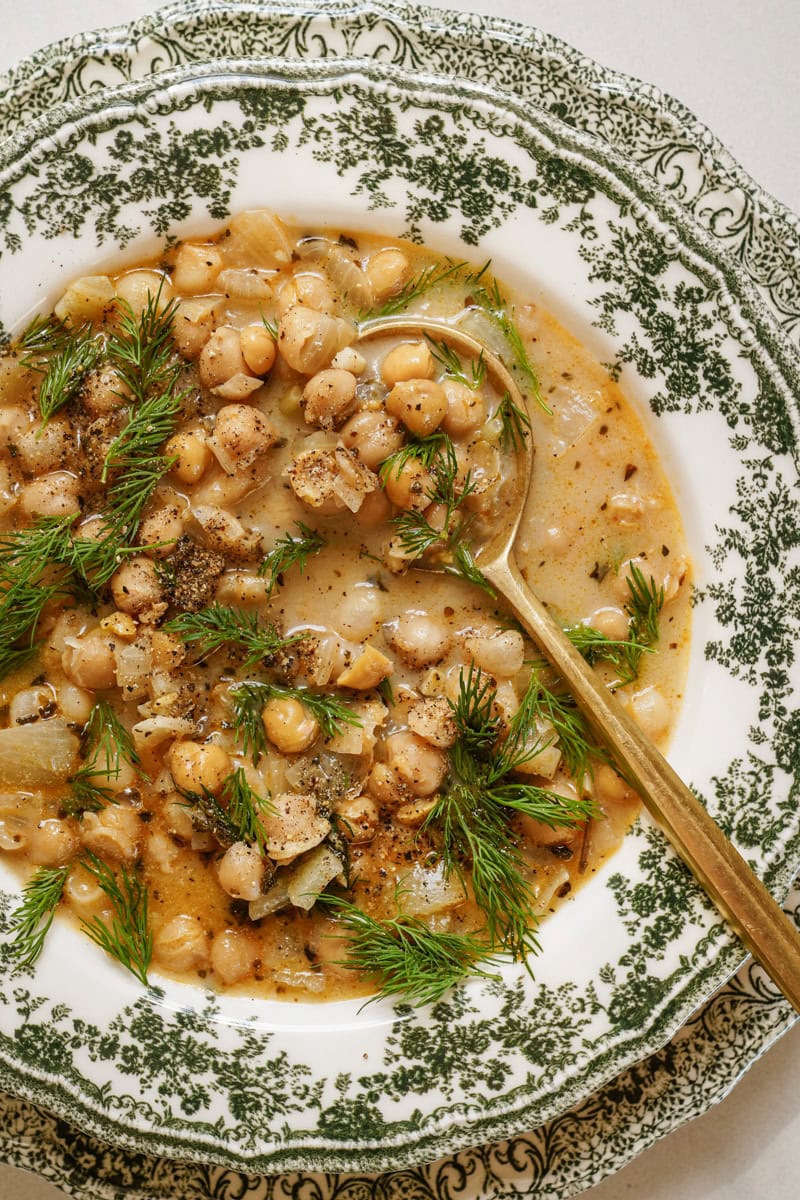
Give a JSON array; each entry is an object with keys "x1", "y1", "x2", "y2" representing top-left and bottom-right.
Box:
[{"x1": 485, "y1": 554, "x2": 800, "y2": 1013}]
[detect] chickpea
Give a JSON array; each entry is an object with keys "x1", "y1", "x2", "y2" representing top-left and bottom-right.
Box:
[
  {"x1": 29, "y1": 818, "x2": 78, "y2": 867},
  {"x1": 333, "y1": 584, "x2": 384, "y2": 641},
  {"x1": 365, "y1": 248, "x2": 410, "y2": 301},
  {"x1": 382, "y1": 456, "x2": 433, "y2": 509},
  {"x1": 277, "y1": 304, "x2": 355, "y2": 374},
  {"x1": 386, "y1": 378, "x2": 447, "y2": 437},
  {"x1": 171, "y1": 242, "x2": 223, "y2": 294},
  {"x1": 9, "y1": 684, "x2": 56, "y2": 725},
  {"x1": 81, "y1": 805, "x2": 141, "y2": 862},
  {"x1": 166, "y1": 430, "x2": 213, "y2": 485},
  {"x1": 64, "y1": 867, "x2": 106, "y2": 918},
  {"x1": 171, "y1": 297, "x2": 217, "y2": 361},
  {"x1": 19, "y1": 471, "x2": 81, "y2": 519},
  {"x1": 16, "y1": 418, "x2": 73, "y2": 472},
  {"x1": 628, "y1": 686, "x2": 671, "y2": 741},
  {"x1": 240, "y1": 323, "x2": 277, "y2": 376},
  {"x1": 110, "y1": 555, "x2": 166, "y2": 623},
  {"x1": 163, "y1": 794, "x2": 195, "y2": 841},
  {"x1": 153, "y1": 914, "x2": 209, "y2": 973},
  {"x1": 0, "y1": 405, "x2": 27, "y2": 453},
  {"x1": 465, "y1": 629, "x2": 525, "y2": 679},
  {"x1": 62, "y1": 630, "x2": 117, "y2": 691},
  {"x1": 340, "y1": 410, "x2": 404, "y2": 468},
  {"x1": 301, "y1": 368, "x2": 357, "y2": 430},
  {"x1": 211, "y1": 928, "x2": 254, "y2": 985},
  {"x1": 82, "y1": 366, "x2": 131, "y2": 416},
  {"x1": 169, "y1": 740, "x2": 232, "y2": 795},
  {"x1": 211, "y1": 404, "x2": 278, "y2": 473},
  {"x1": 57, "y1": 682, "x2": 94, "y2": 726},
  {"x1": 199, "y1": 325, "x2": 255, "y2": 391},
  {"x1": 138, "y1": 504, "x2": 185, "y2": 557},
  {"x1": 336, "y1": 794, "x2": 379, "y2": 844},
  {"x1": 276, "y1": 272, "x2": 335, "y2": 315},
  {"x1": 0, "y1": 812, "x2": 31, "y2": 852},
  {"x1": 336, "y1": 645, "x2": 393, "y2": 690},
  {"x1": 261, "y1": 696, "x2": 319, "y2": 755},
  {"x1": 115, "y1": 270, "x2": 173, "y2": 316},
  {"x1": 384, "y1": 612, "x2": 451, "y2": 669},
  {"x1": 99, "y1": 611, "x2": 138, "y2": 641},
  {"x1": 353, "y1": 485, "x2": 392, "y2": 529},
  {"x1": 217, "y1": 841, "x2": 266, "y2": 901},
  {"x1": 331, "y1": 346, "x2": 366, "y2": 376},
  {"x1": 588, "y1": 606, "x2": 629, "y2": 641},
  {"x1": 380, "y1": 341, "x2": 434, "y2": 386},
  {"x1": 385, "y1": 731, "x2": 447, "y2": 797},
  {"x1": 441, "y1": 379, "x2": 486, "y2": 437}
]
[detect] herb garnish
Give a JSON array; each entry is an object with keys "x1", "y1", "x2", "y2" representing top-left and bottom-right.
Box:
[
  {"x1": 79, "y1": 851, "x2": 152, "y2": 986},
  {"x1": 362, "y1": 259, "x2": 489, "y2": 319},
  {"x1": 67, "y1": 700, "x2": 141, "y2": 815},
  {"x1": 6, "y1": 864, "x2": 69, "y2": 968},
  {"x1": 321, "y1": 892, "x2": 501, "y2": 1006},
  {"x1": 25, "y1": 323, "x2": 104, "y2": 432},
  {"x1": 423, "y1": 666, "x2": 597, "y2": 961},
  {"x1": 472, "y1": 280, "x2": 549, "y2": 414},
  {"x1": 221, "y1": 767, "x2": 274, "y2": 855},
  {"x1": 496, "y1": 390, "x2": 532, "y2": 453},
  {"x1": 258, "y1": 522, "x2": 327, "y2": 595},
  {"x1": 231, "y1": 680, "x2": 362, "y2": 764},
  {"x1": 427, "y1": 336, "x2": 486, "y2": 389},
  {"x1": 563, "y1": 563, "x2": 665, "y2": 685},
  {"x1": 165, "y1": 603, "x2": 300, "y2": 670}
]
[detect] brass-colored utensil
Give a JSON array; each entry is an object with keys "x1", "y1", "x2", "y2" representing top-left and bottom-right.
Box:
[{"x1": 359, "y1": 314, "x2": 800, "y2": 1013}]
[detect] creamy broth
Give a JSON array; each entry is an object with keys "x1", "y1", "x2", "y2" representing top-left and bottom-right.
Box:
[{"x1": 0, "y1": 213, "x2": 689, "y2": 1001}]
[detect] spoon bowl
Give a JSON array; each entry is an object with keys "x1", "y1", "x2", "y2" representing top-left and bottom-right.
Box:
[{"x1": 359, "y1": 313, "x2": 800, "y2": 1013}]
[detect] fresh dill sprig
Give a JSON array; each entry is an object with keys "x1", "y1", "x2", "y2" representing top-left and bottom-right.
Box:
[
  {"x1": 0, "y1": 515, "x2": 76, "y2": 680},
  {"x1": 426, "y1": 336, "x2": 486, "y2": 389},
  {"x1": 625, "y1": 563, "x2": 665, "y2": 662},
  {"x1": 230, "y1": 681, "x2": 271, "y2": 764},
  {"x1": 165, "y1": 604, "x2": 300, "y2": 670},
  {"x1": 496, "y1": 391, "x2": 532, "y2": 453},
  {"x1": 321, "y1": 892, "x2": 500, "y2": 1006},
  {"x1": 6, "y1": 864, "x2": 69, "y2": 968},
  {"x1": 422, "y1": 666, "x2": 597, "y2": 960},
  {"x1": 220, "y1": 767, "x2": 274, "y2": 855},
  {"x1": 106, "y1": 290, "x2": 181, "y2": 403},
  {"x1": 379, "y1": 430, "x2": 451, "y2": 483},
  {"x1": 181, "y1": 786, "x2": 241, "y2": 847},
  {"x1": 18, "y1": 314, "x2": 75, "y2": 357},
  {"x1": 231, "y1": 679, "x2": 362, "y2": 763},
  {"x1": 446, "y1": 542, "x2": 496, "y2": 597},
  {"x1": 362, "y1": 259, "x2": 490, "y2": 319},
  {"x1": 78, "y1": 851, "x2": 152, "y2": 986},
  {"x1": 508, "y1": 672, "x2": 611, "y2": 784},
  {"x1": 258, "y1": 522, "x2": 327, "y2": 595},
  {"x1": 472, "y1": 280, "x2": 549, "y2": 414},
  {"x1": 390, "y1": 433, "x2": 477, "y2": 567},
  {"x1": 261, "y1": 315, "x2": 278, "y2": 340},
  {"x1": 19, "y1": 316, "x2": 104, "y2": 431},
  {"x1": 67, "y1": 700, "x2": 140, "y2": 815},
  {"x1": 561, "y1": 565, "x2": 664, "y2": 686}
]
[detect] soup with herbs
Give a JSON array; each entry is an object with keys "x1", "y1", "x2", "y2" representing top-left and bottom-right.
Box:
[{"x1": 0, "y1": 210, "x2": 690, "y2": 1003}]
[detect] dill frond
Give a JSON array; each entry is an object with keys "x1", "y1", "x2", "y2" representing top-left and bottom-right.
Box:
[
  {"x1": 321, "y1": 893, "x2": 500, "y2": 1006},
  {"x1": 258, "y1": 522, "x2": 326, "y2": 596},
  {"x1": 165, "y1": 604, "x2": 300, "y2": 670},
  {"x1": 79, "y1": 852, "x2": 152, "y2": 986},
  {"x1": 7, "y1": 865, "x2": 69, "y2": 968}
]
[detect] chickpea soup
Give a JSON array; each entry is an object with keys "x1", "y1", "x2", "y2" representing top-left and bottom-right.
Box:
[{"x1": 0, "y1": 210, "x2": 690, "y2": 1003}]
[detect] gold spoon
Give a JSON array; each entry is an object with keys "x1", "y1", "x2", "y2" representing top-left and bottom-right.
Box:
[{"x1": 359, "y1": 314, "x2": 800, "y2": 1013}]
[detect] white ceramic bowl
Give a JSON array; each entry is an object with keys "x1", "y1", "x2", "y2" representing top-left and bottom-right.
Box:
[{"x1": 0, "y1": 4, "x2": 798, "y2": 1183}]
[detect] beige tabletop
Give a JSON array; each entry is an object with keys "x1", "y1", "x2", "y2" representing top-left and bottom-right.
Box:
[{"x1": 0, "y1": 1, "x2": 798, "y2": 1197}]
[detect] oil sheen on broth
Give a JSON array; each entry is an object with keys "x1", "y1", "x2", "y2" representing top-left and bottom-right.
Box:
[{"x1": 0, "y1": 211, "x2": 690, "y2": 1002}]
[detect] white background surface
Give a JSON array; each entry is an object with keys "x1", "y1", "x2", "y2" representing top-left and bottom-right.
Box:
[{"x1": 0, "y1": 1, "x2": 798, "y2": 1197}]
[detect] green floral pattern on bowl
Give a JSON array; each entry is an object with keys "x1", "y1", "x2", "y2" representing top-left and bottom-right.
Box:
[{"x1": 0, "y1": 2, "x2": 797, "y2": 1191}]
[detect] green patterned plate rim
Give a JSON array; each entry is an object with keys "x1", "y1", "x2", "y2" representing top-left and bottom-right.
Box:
[{"x1": 0, "y1": 1, "x2": 797, "y2": 1191}]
